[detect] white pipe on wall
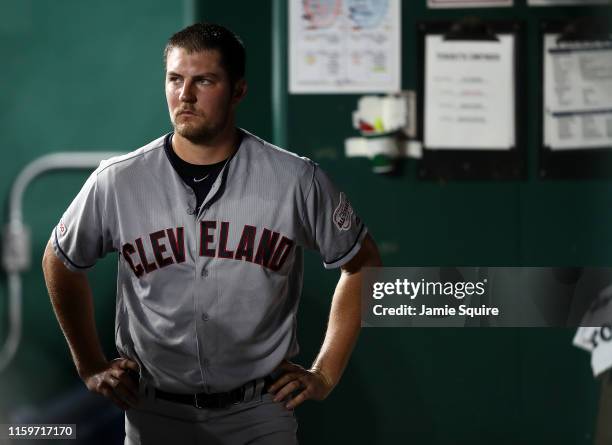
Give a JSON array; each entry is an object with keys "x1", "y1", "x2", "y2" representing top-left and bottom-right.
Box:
[{"x1": 0, "y1": 151, "x2": 123, "y2": 372}]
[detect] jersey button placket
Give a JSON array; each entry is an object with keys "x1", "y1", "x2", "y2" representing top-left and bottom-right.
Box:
[
  {"x1": 185, "y1": 189, "x2": 206, "y2": 381},
  {"x1": 195, "y1": 170, "x2": 226, "y2": 380},
  {"x1": 186, "y1": 188, "x2": 197, "y2": 215},
  {"x1": 195, "y1": 198, "x2": 214, "y2": 379}
]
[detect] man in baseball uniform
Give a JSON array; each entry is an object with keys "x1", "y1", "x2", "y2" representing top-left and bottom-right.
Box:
[{"x1": 42, "y1": 23, "x2": 381, "y2": 444}]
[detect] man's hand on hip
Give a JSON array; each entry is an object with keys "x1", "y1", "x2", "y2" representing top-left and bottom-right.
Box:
[
  {"x1": 268, "y1": 360, "x2": 334, "y2": 410},
  {"x1": 82, "y1": 358, "x2": 140, "y2": 410}
]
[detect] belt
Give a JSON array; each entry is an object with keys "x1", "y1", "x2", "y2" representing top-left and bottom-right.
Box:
[{"x1": 153, "y1": 375, "x2": 275, "y2": 409}]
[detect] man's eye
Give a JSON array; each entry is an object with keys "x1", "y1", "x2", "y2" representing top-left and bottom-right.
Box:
[
  {"x1": 168, "y1": 77, "x2": 180, "y2": 83},
  {"x1": 198, "y1": 79, "x2": 211, "y2": 85}
]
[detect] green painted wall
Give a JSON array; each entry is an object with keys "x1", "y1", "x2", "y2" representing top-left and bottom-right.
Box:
[
  {"x1": 0, "y1": 1, "x2": 609, "y2": 444},
  {"x1": 0, "y1": 0, "x2": 182, "y2": 418}
]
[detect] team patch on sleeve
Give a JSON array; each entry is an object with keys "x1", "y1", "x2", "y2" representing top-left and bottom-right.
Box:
[
  {"x1": 58, "y1": 219, "x2": 67, "y2": 236},
  {"x1": 333, "y1": 192, "x2": 354, "y2": 231}
]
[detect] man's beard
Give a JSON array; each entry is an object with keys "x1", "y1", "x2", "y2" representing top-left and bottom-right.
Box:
[{"x1": 172, "y1": 111, "x2": 229, "y2": 145}]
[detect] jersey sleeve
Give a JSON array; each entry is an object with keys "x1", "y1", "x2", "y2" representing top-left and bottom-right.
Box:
[
  {"x1": 50, "y1": 166, "x2": 114, "y2": 272},
  {"x1": 299, "y1": 163, "x2": 367, "y2": 269}
]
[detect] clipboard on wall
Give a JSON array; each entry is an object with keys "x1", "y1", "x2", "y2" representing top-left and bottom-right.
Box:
[
  {"x1": 539, "y1": 18, "x2": 612, "y2": 179},
  {"x1": 417, "y1": 18, "x2": 525, "y2": 180}
]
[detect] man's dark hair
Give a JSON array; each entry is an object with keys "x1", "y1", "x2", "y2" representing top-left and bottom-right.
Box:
[{"x1": 164, "y1": 23, "x2": 246, "y2": 86}]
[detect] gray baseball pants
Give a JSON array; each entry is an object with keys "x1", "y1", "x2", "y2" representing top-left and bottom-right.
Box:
[{"x1": 124, "y1": 378, "x2": 298, "y2": 445}]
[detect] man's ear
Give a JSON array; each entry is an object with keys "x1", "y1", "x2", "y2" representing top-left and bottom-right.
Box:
[{"x1": 232, "y1": 79, "x2": 248, "y2": 105}]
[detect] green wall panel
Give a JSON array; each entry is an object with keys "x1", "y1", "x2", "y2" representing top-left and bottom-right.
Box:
[{"x1": 199, "y1": 1, "x2": 608, "y2": 444}]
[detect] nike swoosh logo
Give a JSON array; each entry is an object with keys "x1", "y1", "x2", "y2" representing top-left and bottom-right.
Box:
[{"x1": 193, "y1": 174, "x2": 209, "y2": 183}]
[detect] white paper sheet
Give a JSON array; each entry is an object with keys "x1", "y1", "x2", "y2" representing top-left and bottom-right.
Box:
[
  {"x1": 574, "y1": 285, "x2": 612, "y2": 377},
  {"x1": 289, "y1": 0, "x2": 401, "y2": 93},
  {"x1": 529, "y1": 0, "x2": 609, "y2": 6},
  {"x1": 424, "y1": 35, "x2": 515, "y2": 150},
  {"x1": 544, "y1": 34, "x2": 612, "y2": 150},
  {"x1": 428, "y1": 0, "x2": 512, "y2": 8}
]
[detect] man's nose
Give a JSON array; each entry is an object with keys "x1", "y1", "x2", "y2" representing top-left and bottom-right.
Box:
[{"x1": 179, "y1": 81, "x2": 196, "y2": 103}]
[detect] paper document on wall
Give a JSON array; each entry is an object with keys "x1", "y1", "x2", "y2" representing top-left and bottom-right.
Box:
[
  {"x1": 424, "y1": 35, "x2": 515, "y2": 150},
  {"x1": 573, "y1": 284, "x2": 612, "y2": 377},
  {"x1": 544, "y1": 34, "x2": 612, "y2": 150},
  {"x1": 428, "y1": 0, "x2": 513, "y2": 7},
  {"x1": 289, "y1": 0, "x2": 401, "y2": 93},
  {"x1": 529, "y1": 0, "x2": 609, "y2": 5}
]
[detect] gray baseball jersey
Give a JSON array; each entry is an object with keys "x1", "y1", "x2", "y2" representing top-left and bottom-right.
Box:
[{"x1": 51, "y1": 129, "x2": 367, "y2": 393}]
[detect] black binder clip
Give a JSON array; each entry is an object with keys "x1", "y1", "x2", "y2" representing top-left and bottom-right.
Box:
[
  {"x1": 444, "y1": 17, "x2": 499, "y2": 42},
  {"x1": 557, "y1": 17, "x2": 611, "y2": 44}
]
